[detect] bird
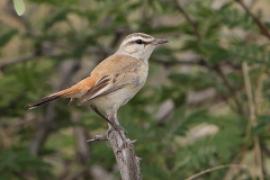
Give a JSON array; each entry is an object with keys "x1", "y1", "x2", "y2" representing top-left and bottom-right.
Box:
[{"x1": 28, "y1": 32, "x2": 168, "y2": 134}]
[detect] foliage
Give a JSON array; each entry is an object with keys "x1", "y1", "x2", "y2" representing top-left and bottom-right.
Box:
[{"x1": 1, "y1": 0, "x2": 270, "y2": 179}]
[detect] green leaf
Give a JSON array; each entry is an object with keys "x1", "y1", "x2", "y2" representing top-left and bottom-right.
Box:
[{"x1": 12, "y1": 0, "x2": 26, "y2": 16}]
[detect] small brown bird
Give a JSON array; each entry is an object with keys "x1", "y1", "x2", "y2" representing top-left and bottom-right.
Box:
[{"x1": 28, "y1": 33, "x2": 168, "y2": 131}]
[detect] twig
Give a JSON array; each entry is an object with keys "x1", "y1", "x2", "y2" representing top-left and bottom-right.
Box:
[
  {"x1": 235, "y1": 0, "x2": 270, "y2": 40},
  {"x1": 174, "y1": 0, "x2": 200, "y2": 40},
  {"x1": 185, "y1": 164, "x2": 247, "y2": 180},
  {"x1": 87, "y1": 134, "x2": 107, "y2": 143},
  {"x1": 242, "y1": 62, "x2": 256, "y2": 133},
  {"x1": 242, "y1": 62, "x2": 264, "y2": 180},
  {"x1": 254, "y1": 72, "x2": 267, "y2": 116},
  {"x1": 224, "y1": 147, "x2": 248, "y2": 180}
]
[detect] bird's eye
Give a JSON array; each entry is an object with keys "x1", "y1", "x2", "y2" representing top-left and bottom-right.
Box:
[{"x1": 135, "y1": 39, "x2": 144, "y2": 44}]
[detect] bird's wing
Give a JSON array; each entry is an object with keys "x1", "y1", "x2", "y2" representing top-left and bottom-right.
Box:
[
  {"x1": 79, "y1": 74, "x2": 124, "y2": 103},
  {"x1": 79, "y1": 54, "x2": 145, "y2": 103}
]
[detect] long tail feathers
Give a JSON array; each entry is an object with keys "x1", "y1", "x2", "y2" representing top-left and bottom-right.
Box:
[
  {"x1": 27, "y1": 87, "x2": 77, "y2": 110},
  {"x1": 27, "y1": 95, "x2": 60, "y2": 109}
]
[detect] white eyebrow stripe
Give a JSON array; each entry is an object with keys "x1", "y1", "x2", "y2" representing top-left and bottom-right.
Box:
[
  {"x1": 133, "y1": 33, "x2": 153, "y2": 39},
  {"x1": 124, "y1": 36, "x2": 154, "y2": 45}
]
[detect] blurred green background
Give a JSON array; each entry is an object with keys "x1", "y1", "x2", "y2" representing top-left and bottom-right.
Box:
[{"x1": 1, "y1": 0, "x2": 270, "y2": 179}]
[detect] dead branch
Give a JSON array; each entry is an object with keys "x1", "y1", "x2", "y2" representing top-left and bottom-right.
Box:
[{"x1": 107, "y1": 123, "x2": 141, "y2": 180}]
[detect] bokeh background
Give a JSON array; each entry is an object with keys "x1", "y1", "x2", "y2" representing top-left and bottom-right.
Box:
[{"x1": 1, "y1": 0, "x2": 270, "y2": 179}]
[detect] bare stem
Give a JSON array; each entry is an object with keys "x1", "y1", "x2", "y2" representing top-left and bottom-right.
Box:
[{"x1": 242, "y1": 62, "x2": 264, "y2": 180}]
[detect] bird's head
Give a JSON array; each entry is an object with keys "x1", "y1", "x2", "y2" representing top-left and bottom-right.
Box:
[{"x1": 116, "y1": 33, "x2": 168, "y2": 62}]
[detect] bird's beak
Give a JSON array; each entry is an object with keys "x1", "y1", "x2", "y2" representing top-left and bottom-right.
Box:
[{"x1": 152, "y1": 38, "x2": 168, "y2": 45}]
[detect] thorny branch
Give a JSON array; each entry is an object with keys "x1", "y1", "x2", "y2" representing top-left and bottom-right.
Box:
[
  {"x1": 88, "y1": 125, "x2": 141, "y2": 180},
  {"x1": 107, "y1": 126, "x2": 141, "y2": 180},
  {"x1": 87, "y1": 134, "x2": 140, "y2": 180}
]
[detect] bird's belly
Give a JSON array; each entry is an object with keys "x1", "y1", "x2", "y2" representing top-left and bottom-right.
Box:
[{"x1": 90, "y1": 86, "x2": 140, "y2": 114}]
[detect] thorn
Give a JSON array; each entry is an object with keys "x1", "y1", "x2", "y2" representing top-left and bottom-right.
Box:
[
  {"x1": 129, "y1": 139, "x2": 137, "y2": 144},
  {"x1": 87, "y1": 134, "x2": 107, "y2": 143}
]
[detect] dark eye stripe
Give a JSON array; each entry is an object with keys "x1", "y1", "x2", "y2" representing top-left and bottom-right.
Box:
[
  {"x1": 125, "y1": 39, "x2": 143, "y2": 45},
  {"x1": 124, "y1": 37, "x2": 153, "y2": 46},
  {"x1": 135, "y1": 39, "x2": 144, "y2": 44},
  {"x1": 133, "y1": 39, "x2": 152, "y2": 45}
]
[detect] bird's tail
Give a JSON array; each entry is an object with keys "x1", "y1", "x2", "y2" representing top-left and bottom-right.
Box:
[{"x1": 27, "y1": 87, "x2": 76, "y2": 110}]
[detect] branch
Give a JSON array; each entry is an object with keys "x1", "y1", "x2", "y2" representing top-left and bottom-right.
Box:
[
  {"x1": 186, "y1": 164, "x2": 247, "y2": 180},
  {"x1": 235, "y1": 0, "x2": 270, "y2": 40},
  {"x1": 107, "y1": 123, "x2": 141, "y2": 180}
]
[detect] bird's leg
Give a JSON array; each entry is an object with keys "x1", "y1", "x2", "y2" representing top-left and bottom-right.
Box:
[
  {"x1": 90, "y1": 106, "x2": 126, "y2": 143},
  {"x1": 107, "y1": 114, "x2": 124, "y2": 132},
  {"x1": 91, "y1": 106, "x2": 123, "y2": 132},
  {"x1": 107, "y1": 113, "x2": 127, "y2": 144}
]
